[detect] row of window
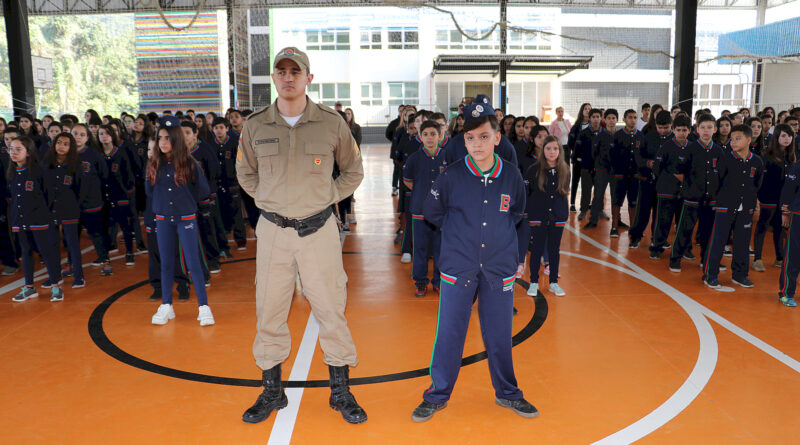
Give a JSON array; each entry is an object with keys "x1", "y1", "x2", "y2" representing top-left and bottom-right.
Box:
[
  {"x1": 302, "y1": 27, "x2": 420, "y2": 51},
  {"x1": 433, "y1": 29, "x2": 551, "y2": 51},
  {"x1": 306, "y1": 82, "x2": 419, "y2": 107}
]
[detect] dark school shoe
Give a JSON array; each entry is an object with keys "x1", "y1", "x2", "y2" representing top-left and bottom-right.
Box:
[
  {"x1": 411, "y1": 400, "x2": 447, "y2": 423},
  {"x1": 732, "y1": 277, "x2": 754, "y2": 288},
  {"x1": 496, "y1": 397, "x2": 539, "y2": 418}
]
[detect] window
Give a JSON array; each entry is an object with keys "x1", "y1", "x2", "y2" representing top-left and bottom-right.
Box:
[
  {"x1": 700, "y1": 84, "x2": 709, "y2": 99},
  {"x1": 388, "y1": 27, "x2": 418, "y2": 50},
  {"x1": 307, "y1": 83, "x2": 351, "y2": 106},
  {"x1": 360, "y1": 82, "x2": 382, "y2": 106},
  {"x1": 306, "y1": 29, "x2": 349, "y2": 51},
  {"x1": 388, "y1": 81, "x2": 418, "y2": 105},
  {"x1": 722, "y1": 85, "x2": 732, "y2": 99},
  {"x1": 360, "y1": 28, "x2": 381, "y2": 50},
  {"x1": 435, "y1": 28, "x2": 499, "y2": 50},
  {"x1": 250, "y1": 34, "x2": 270, "y2": 76},
  {"x1": 509, "y1": 29, "x2": 551, "y2": 51}
]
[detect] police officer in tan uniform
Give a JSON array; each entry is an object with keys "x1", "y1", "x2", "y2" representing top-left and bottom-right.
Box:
[{"x1": 237, "y1": 47, "x2": 367, "y2": 425}]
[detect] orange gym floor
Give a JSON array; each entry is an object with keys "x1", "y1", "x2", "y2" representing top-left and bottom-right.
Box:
[{"x1": 2, "y1": 145, "x2": 800, "y2": 444}]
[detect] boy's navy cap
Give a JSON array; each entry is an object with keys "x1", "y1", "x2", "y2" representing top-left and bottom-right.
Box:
[
  {"x1": 473, "y1": 94, "x2": 491, "y2": 106},
  {"x1": 159, "y1": 116, "x2": 181, "y2": 128},
  {"x1": 463, "y1": 102, "x2": 495, "y2": 125},
  {"x1": 274, "y1": 47, "x2": 310, "y2": 73}
]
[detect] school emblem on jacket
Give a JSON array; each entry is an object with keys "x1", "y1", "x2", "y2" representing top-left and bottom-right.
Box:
[
  {"x1": 712, "y1": 158, "x2": 718, "y2": 168},
  {"x1": 25, "y1": 180, "x2": 33, "y2": 191},
  {"x1": 64, "y1": 175, "x2": 72, "y2": 186},
  {"x1": 137, "y1": 147, "x2": 144, "y2": 156},
  {"x1": 750, "y1": 167, "x2": 756, "y2": 178},
  {"x1": 82, "y1": 161, "x2": 90, "y2": 173},
  {"x1": 225, "y1": 150, "x2": 231, "y2": 159},
  {"x1": 111, "y1": 163, "x2": 119, "y2": 173},
  {"x1": 499, "y1": 194, "x2": 510, "y2": 212},
  {"x1": 430, "y1": 188, "x2": 440, "y2": 200}
]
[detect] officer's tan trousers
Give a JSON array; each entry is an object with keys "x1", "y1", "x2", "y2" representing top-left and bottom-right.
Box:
[{"x1": 253, "y1": 214, "x2": 358, "y2": 370}]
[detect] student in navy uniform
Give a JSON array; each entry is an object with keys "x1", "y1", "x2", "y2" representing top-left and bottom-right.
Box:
[
  {"x1": 0, "y1": 129, "x2": 20, "y2": 275},
  {"x1": 39, "y1": 121, "x2": 64, "y2": 158},
  {"x1": 649, "y1": 115, "x2": 691, "y2": 259},
  {"x1": 42, "y1": 133, "x2": 86, "y2": 288},
  {"x1": 518, "y1": 125, "x2": 547, "y2": 177},
  {"x1": 585, "y1": 109, "x2": 617, "y2": 230},
  {"x1": 131, "y1": 114, "x2": 154, "y2": 248},
  {"x1": 143, "y1": 148, "x2": 191, "y2": 303},
  {"x1": 786, "y1": 116, "x2": 800, "y2": 159},
  {"x1": 610, "y1": 109, "x2": 643, "y2": 237},
  {"x1": 568, "y1": 103, "x2": 591, "y2": 211},
  {"x1": 8, "y1": 136, "x2": 64, "y2": 302},
  {"x1": 668, "y1": 114, "x2": 723, "y2": 272},
  {"x1": 403, "y1": 120, "x2": 448, "y2": 297},
  {"x1": 72, "y1": 124, "x2": 112, "y2": 275},
  {"x1": 411, "y1": 101, "x2": 536, "y2": 423},
  {"x1": 714, "y1": 116, "x2": 733, "y2": 152},
  {"x1": 753, "y1": 124, "x2": 795, "y2": 272},
  {"x1": 444, "y1": 95, "x2": 519, "y2": 168},
  {"x1": 524, "y1": 135, "x2": 569, "y2": 297},
  {"x1": 703, "y1": 124, "x2": 764, "y2": 289},
  {"x1": 574, "y1": 109, "x2": 603, "y2": 221},
  {"x1": 761, "y1": 113, "x2": 774, "y2": 148},
  {"x1": 110, "y1": 119, "x2": 146, "y2": 253},
  {"x1": 397, "y1": 111, "x2": 427, "y2": 262},
  {"x1": 778, "y1": 148, "x2": 800, "y2": 306},
  {"x1": 211, "y1": 117, "x2": 243, "y2": 257},
  {"x1": 98, "y1": 124, "x2": 137, "y2": 266},
  {"x1": 147, "y1": 116, "x2": 214, "y2": 326},
  {"x1": 182, "y1": 120, "x2": 221, "y2": 274}
]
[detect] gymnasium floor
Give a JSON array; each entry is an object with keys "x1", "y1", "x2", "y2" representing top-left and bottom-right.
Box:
[{"x1": 2, "y1": 145, "x2": 799, "y2": 444}]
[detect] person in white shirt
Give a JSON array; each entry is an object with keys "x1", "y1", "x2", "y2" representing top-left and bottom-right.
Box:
[{"x1": 636, "y1": 103, "x2": 650, "y2": 132}]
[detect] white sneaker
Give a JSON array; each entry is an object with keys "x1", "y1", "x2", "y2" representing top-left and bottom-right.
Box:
[
  {"x1": 527, "y1": 282, "x2": 538, "y2": 296},
  {"x1": 197, "y1": 305, "x2": 215, "y2": 326},
  {"x1": 549, "y1": 283, "x2": 566, "y2": 297},
  {"x1": 151, "y1": 304, "x2": 175, "y2": 325},
  {"x1": 400, "y1": 253, "x2": 412, "y2": 263}
]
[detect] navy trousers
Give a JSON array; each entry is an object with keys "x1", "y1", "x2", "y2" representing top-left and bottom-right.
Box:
[
  {"x1": 669, "y1": 198, "x2": 714, "y2": 267},
  {"x1": 529, "y1": 220, "x2": 565, "y2": 284},
  {"x1": 219, "y1": 186, "x2": 246, "y2": 244},
  {"x1": 411, "y1": 216, "x2": 441, "y2": 286},
  {"x1": 753, "y1": 205, "x2": 784, "y2": 261},
  {"x1": 197, "y1": 200, "x2": 220, "y2": 264},
  {"x1": 630, "y1": 179, "x2": 656, "y2": 241},
  {"x1": 703, "y1": 208, "x2": 753, "y2": 281},
  {"x1": 589, "y1": 170, "x2": 610, "y2": 224},
  {"x1": 401, "y1": 191, "x2": 413, "y2": 255},
  {"x1": 80, "y1": 209, "x2": 110, "y2": 262},
  {"x1": 156, "y1": 215, "x2": 208, "y2": 306},
  {"x1": 779, "y1": 212, "x2": 800, "y2": 298},
  {"x1": 61, "y1": 221, "x2": 84, "y2": 281},
  {"x1": 423, "y1": 270, "x2": 523, "y2": 404},
  {"x1": 18, "y1": 226, "x2": 61, "y2": 286},
  {"x1": 146, "y1": 226, "x2": 189, "y2": 292},
  {"x1": 0, "y1": 206, "x2": 18, "y2": 268},
  {"x1": 650, "y1": 195, "x2": 679, "y2": 255}
]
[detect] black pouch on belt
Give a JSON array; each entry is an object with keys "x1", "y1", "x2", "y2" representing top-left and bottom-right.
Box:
[{"x1": 261, "y1": 207, "x2": 333, "y2": 238}]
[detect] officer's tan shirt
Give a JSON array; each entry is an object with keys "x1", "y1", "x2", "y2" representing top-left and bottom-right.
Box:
[{"x1": 236, "y1": 97, "x2": 364, "y2": 220}]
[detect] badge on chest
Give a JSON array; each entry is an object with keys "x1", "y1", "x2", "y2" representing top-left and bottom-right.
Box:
[
  {"x1": 111, "y1": 163, "x2": 119, "y2": 173},
  {"x1": 500, "y1": 194, "x2": 510, "y2": 212},
  {"x1": 25, "y1": 180, "x2": 33, "y2": 191},
  {"x1": 750, "y1": 167, "x2": 756, "y2": 178},
  {"x1": 82, "y1": 161, "x2": 90, "y2": 173},
  {"x1": 64, "y1": 175, "x2": 72, "y2": 186}
]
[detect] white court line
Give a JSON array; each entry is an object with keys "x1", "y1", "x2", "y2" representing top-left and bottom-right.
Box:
[
  {"x1": 565, "y1": 225, "x2": 800, "y2": 443},
  {"x1": 267, "y1": 313, "x2": 321, "y2": 445}
]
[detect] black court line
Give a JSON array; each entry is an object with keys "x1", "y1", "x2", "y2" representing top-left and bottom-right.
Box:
[{"x1": 88, "y1": 256, "x2": 548, "y2": 388}]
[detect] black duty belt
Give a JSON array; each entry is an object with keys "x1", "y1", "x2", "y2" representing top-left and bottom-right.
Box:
[{"x1": 260, "y1": 207, "x2": 333, "y2": 238}]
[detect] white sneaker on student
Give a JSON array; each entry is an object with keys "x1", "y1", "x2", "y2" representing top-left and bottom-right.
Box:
[
  {"x1": 400, "y1": 253, "x2": 412, "y2": 263},
  {"x1": 549, "y1": 283, "x2": 566, "y2": 297},
  {"x1": 197, "y1": 305, "x2": 215, "y2": 326},
  {"x1": 151, "y1": 304, "x2": 175, "y2": 325},
  {"x1": 527, "y1": 282, "x2": 538, "y2": 296}
]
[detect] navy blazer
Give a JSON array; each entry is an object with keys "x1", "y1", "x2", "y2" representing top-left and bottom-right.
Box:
[
  {"x1": 681, "y1": 140, "x2": 725, "y2": 201},
  {"x1": 8, "y1": 164, "x2": 51, "y2": 230},
  {"x1": 611, "y1": 128, "x2": 644, "y2": 177},
  {"x1": 654, "y1": 138, "x2": 690, "y2": 197},
  {"x1": 145, "y1": 160, "x2": 210, "y2": 220},
  {"x1": 43, "y1": 160, "x2": 81, "y2": 223},
  {"x1": 759, "y1": 153, "x2": 791, "y2": 206},
  {"x1": 403, "y1": 139, "x2": 449, "y2": 215},
  {"x1": 713, "y1": 150, "x2": 764, "y2": 212},
  {"x1": 77, "y1": 146, "x2": 107, "y2": 212}
]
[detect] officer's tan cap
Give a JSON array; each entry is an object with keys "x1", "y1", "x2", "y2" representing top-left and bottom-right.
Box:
[{"x1": 274, "y1": 47, "x2": 310, "y2": 73}]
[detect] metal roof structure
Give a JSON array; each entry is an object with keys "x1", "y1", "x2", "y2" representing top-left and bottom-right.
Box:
[
  {"x1": 21, "y1": 0, "x2": 797, "y2": 15},
  {"x1": 433, "y1": 54, "x2": 592, "y2": 76}
]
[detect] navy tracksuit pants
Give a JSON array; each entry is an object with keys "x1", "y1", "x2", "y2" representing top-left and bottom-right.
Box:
[
  {"x1": 80, "y1": 209, "x2": 110, "y2": 262},
  {"x1": 669, "y1": 198, "x2": 714, "y2": 267},
  {"x1": 411, "y1": 216, "x2": 441, "y2": 286},
  {"x1": 61, "y1": 222, "x2": 84, "y2": 281},
  {"x1": 401, "y1": 190, "x2": 413, "y2": 255},
  {"x1": 779, "y1": 212, "x2": 800, "y2": 298},
  {"x1": 589, "y1": 170, "x2": 610, "y2": 224},
  {"x1": 146, "y1": 226, "x2": 189, "y2": 293},
  {"x1": 197, "y1": 200, "x2": 220, "y2": 264},
  {"x1": 753, "y1": 204, "x2": 784, "y2": 261},
  {"x1": 703, "y1": 208, "x2": 753, "y2": 281},
  {"x1": 219, "y1": 186, "x2": 246, "y2": 244},
  {"x1": 210, "y1": 195, "x2": 229, "y2": 254},
  {"x1": 630, "y1": 179, "x2": 656, "y2": 241},
  {"x1": 156, "y1": 215, "x2": 208, "y2": 306},
  {"x1": 650, "y1": 195, "x2": 679, "y2": 255},
  {"x1": 423, "y1": 270, "x2": 523, "y2": 404},
  {"x1": 17, "y1": 226, "x2": 61, "y2": 287},
  {"x1": 529, "y1": 220, "x2": 565, "y2": 284}
]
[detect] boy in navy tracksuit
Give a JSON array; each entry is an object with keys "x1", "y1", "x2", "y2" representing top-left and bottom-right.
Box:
[
  {"x1": 411, "y1": 101, "x2": 537, "y2": 423},
  {"x1": 211, "y1": 117, "x2": 244, "y2": 256},
  {"x1": 703, "y1": 124, "x2": 764, "y2": 289},
  {"x1": 610, "y1": 109, "x2": 644, "y2": 237},
  {"x1": 779, "y1": 158, "x2": 800, "y2": 307},
  {"x1": 630, "y1": 111, "x2": 673, "y2": 248},
  {"x1": 182, "y1": 120, "x2": 221, "y2": 274},
  {"x1": 403, "y1": 120, "x2": 448, "y2": 297},
  {"x1": 574, "y1": 109, "x2": 603, "y2": 220},
  {"x1": 397, "y1": 112, "x2": 426, "y2": 261},
  {"x1": 649, "y1": 116, "x2": 692, "y2": 259},
  {"x1": 668, "y1": 114, "x2": 723, "y2": 272},
  {"x1": 585, "y1": 109, "x2": 617, "y2": 230}
]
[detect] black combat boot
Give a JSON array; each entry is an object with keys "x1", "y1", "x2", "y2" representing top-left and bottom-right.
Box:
[
  {"x1": 242, "y1": 364, "x2": 288, "y2": 423},
  {"x1": 328, "y1": 365, "x2": 367, "y2": 424}
]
